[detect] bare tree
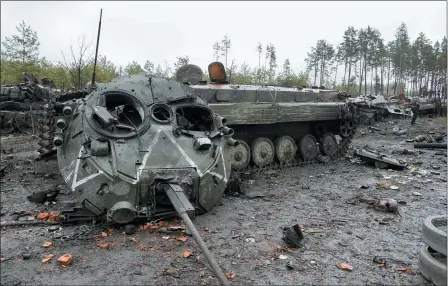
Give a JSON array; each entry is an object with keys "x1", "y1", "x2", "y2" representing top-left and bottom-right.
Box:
[
  {"x1": 61, "y1": 36, "x2": 93, "y2": 89},
  {"x1": 213, "y1": 42, "x2": 221, "y2": 61},
  {"x1": 220, "y1": 34, "x2": 231, "y2": 70}
]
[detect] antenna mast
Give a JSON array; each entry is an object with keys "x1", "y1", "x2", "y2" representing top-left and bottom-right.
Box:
[{"x1": 91, "y1": 9, "x2": 103, "y2": 86}]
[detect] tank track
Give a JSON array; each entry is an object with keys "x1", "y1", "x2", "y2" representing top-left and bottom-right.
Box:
[
  {"x1": 230, "y1": 126, "x2": 357, "y2": 177},
  {"x1": 36, "y1": 89, "x2": 88, "y2": 157}
]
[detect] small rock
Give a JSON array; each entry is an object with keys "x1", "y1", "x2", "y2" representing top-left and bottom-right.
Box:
[
  {"x1": 21, "y1": 253, "x2": 32, "y2": 260},
  {"x1": 48, "y1": 226, "x2": 60, "y2": 232},
  {"x1": 412, "y1": 192, "x2": 422, "y2": 196},
  {"x1": 124, "y1": 224, "x2": 137, "y2": 235},
  {"x1": 133, "y1": 270, "x2": 143, "y2": 275},
  {"x1": 286, "y1": 261, "x2": 294, "y2": 270}
]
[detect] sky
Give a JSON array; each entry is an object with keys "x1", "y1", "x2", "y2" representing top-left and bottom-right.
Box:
[{"x1": 1, "y1": 1, "x2": 446, "y2": 78}]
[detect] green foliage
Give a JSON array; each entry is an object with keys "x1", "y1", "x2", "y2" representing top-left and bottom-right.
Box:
[
  {"x1": 124, "y1": 61, "x2": 145, "y2": 75},
  {"x1": 1, "y1": 21, "x2": 40, "y2": 63},
  {"x1": 1, "y1": 20, "x2": 445, "y2": 98}
]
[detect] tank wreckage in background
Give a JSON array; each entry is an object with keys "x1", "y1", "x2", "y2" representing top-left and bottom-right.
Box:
[
  {"x1": 0, "y1": 73, "x2": 82, "y2": 135},
  {"x1": 176, "y1": 62, "x2": 358, "y2": 175}
]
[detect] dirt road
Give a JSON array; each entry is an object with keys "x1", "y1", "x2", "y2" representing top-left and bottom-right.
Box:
[{"x1": 1, "y1": 117, "x2": 446, "y2": 285}]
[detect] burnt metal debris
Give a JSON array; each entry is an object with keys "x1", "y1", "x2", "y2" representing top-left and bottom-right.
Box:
[
  {"x1": 34, "y1": 10, "x2": 232, "y2": 285},
  {"x1": 0, "y1": 72, "x2": 88, "y2": 135},
  {"x1": 176, "y1": 62, "x2": 358, "y2": 175},
  {"x1": 414, "y1": 143, "x2": 447, "y2": 149},
  {"x1": 282, "y1": 224, "x2": 304, "y2": 247},
  {"x1": 353, "y1": 148, "x2": 405, "y2": 170},
  {"x1": 348, "y1": 94, "x2": 413, "y2": 126}
]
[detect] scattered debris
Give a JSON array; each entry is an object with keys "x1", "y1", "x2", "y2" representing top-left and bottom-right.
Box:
[
  {"x1": 0, "y1": 257, "x2": 13, "y2": 263},
  {"x1": 225, "y1": 272, "x2": 236, "y2": 279},
  {"x1": 41, "y1": 242, "x2": 53, "y2": 248},
  {"x1": 57, "y1": 254, "x2": 73, "y2": 268},
  {"x1": 414, "y1": 143, "x2": 447, "y2": 149},
  {"x1": 373, "y1": 256, "x2": 387, "y2": 266},
  {"x1": 359, "y1": 198, "x2": 401, "y2": 216},
  {"x1": 412, "y1": 192, "x2": 422, "y2": 196},
  {"x1": 245, "y1": 238, "x2": 255, "y2": 243},
  {"x1": 354, "y1": 148, "x2": 405, "y2": 170},
  {"x1": 27, "y1": 189, "x2": 60, "y2": 204},
  {"x1": 21, "y1": 252, "x2": 32, "y2": 260},
  {"x1": 279, "y1": 255, "x2": 288, "y2": 260},
  {"x1": 397, "y1": 267, "x2": 412, "y2": 273},
  {"x1": 430, "y1": 164, "x2": 441, "y2": 170},
  {"x1": 318, "y1": 155, "x2": 330, "y2": 163},
  {"x1": 286, "y1": 261, "x2": 294, "y2": 270},
  {"x1": 124, "y1": 224, "x2": 137, "y2": 235},
  {"x1": 338, "y1": 263, "x2": 353, "y2": 271},
  {"x1": 37, "y1": 213, "x2": 49, "y2": 220},
  {"x1": 282, "y1": 224, "x2": 304, "y2": 248},
  {"x1": 99, "y1": 243, "x2": 110, "y2": 249},
  {"x1": 176, "y1": 236, "x2": 188, "y2": 242},
  {"x1": 393, "y1": 127, "x2": 407, "y2": 136},
  {"x1": 41, "y1": 254, "x2": 55, "y2": 263},
  {"x1": 183, "y1": 251, "x2": 192, "y2": 258},
  {"x1": 415, "y1": 135, "x2": 426, "y2": 142}
]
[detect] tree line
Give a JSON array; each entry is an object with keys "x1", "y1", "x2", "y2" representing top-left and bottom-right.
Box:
[{"x1": 1, "y1": 20, "x2": 446, "y2": 97}]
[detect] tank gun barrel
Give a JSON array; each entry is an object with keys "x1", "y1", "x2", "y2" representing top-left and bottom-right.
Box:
[{"x1": 160, "y1": 183, "x2": 230, "y2": 286}]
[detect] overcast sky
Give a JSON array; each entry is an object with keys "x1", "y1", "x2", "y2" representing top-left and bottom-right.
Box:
[{"x1": 1, "y1": 1, "x2": 446, "y2": 76}]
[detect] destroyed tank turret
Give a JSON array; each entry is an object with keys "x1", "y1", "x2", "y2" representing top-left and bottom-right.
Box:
[
  {"x1": 38, "y1": 74, "x2": 234, "y2": 285},
  {"x1": 34, "y1": 10, "x2": 234, "y2": 285},
  {"x1": 46, "y1": 74, "x2": 236, "y2": 224},
  {"x1": 176, "y1": 62, "x2": 358, "y2": 173}
]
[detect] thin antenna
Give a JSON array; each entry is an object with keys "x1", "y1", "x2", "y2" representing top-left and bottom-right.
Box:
[{"x1": 91, "y1": 8, "x2": 103, "y2": 86}]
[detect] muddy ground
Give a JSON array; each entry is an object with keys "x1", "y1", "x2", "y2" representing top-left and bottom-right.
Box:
[{"x1": 1, "y1": 116, "x2": 447, "y2": 285}]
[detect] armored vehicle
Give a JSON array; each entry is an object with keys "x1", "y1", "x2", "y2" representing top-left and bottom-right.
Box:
[
  {"x1": 0, "y1": 72, "x2": 68, "y2": 134},
  {"x1": 36, "y1": 10, "x2": 233, "y2": 285},
  {"x1": 176, "y1": 62, "x2": 357, "y2": 173}
]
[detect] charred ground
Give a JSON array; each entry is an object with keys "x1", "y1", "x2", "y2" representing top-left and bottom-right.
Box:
[{"x1": 1, "y1": 117, "x2": 446, "y2": 285}]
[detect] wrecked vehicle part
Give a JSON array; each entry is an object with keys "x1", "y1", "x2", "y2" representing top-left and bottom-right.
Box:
[
  {"x1": 422, "y1": 215, "x2": 447, "y2": 256},
  {"x1": 414, "y1": 143, "x2": 447, "y2": 149},
  {"x1": 353, "y1": 148, "x2": 405, "y2": 170},
  {"x1": 282, "y1": 224, "x2": 304, "y2": 247},
  {"x1": 419, "y1": 246, "x2": 447, "y2": 286},
  {"x1": 34, "y1": 12, "x2": 232, "y2": 284},
  {"x1": 176, "y1": 63, "x2": 358, "y2": 175},
  {"x1": 0, "y1": 73, "x2": 85, "y2": 135},
  {"x1": 434, "y1": 134, "x2": 446, "y2": 142},
  {"x1": 27, "y1": 189, "x2": 61, "y2": 204},
  {"x1": 52, "y1": 76, "x2": 234, "y2": 225},
  {"x1": 159, "y1": 183, "x2": 230, "y2": 286}
]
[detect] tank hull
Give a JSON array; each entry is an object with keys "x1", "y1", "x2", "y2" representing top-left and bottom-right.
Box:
[{"x1": 188, "y1": 83, "x2": 356, "y2": 172}]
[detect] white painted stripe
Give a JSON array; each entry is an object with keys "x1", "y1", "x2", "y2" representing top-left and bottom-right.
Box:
[
  {"x1": 72, "y1": 171, "x2": 103, "y2": 189},
  {"x1": 163, "y1": 130, "x2": 202, "y2": 176},
  {"x1": 140, "y1": 129, "x2": 162, "y2": 169},
  {"x1": 206, "y1": 170, "x2": 228, "y2": 183},
  {"x1": 71, "y1": 146, "x2": 84, "y2": 191}
]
